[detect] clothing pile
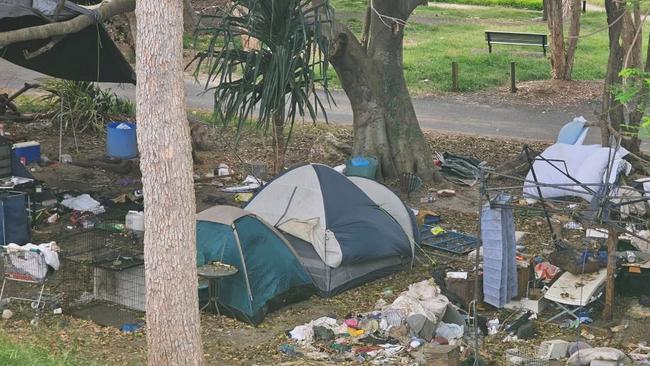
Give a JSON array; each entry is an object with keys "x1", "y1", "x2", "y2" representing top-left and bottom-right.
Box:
[{"x1": 282, "y1": 279, "x2": 466, "y2": 364}]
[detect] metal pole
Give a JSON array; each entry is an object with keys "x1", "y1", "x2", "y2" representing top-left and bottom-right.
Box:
[
  {"x1": 510, "y1": 62, "x2": 517, "y2": 93},
  {"x1": 472, "y1": 168, "x2": 485, "y2": 365},
  {"x1": 452, "y1": 62, "x2": 459, "y2": 92},
  {"x1": 524, "y1": 146, "x2": 557, "y2": 241}
]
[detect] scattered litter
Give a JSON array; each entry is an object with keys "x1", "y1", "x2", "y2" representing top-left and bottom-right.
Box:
[
  {"x1": 534, "y1": 262, "x2": 560, "y2": 281},
  {"x1": 61, "y1": 194, "x2": 105, "y2": 214},
  {"x1": 567, "y1": 347, "x2": 627, "y2": 366},
  {"x1": 115, "y1": 123, "x2": 132, "y2": 130},
  {"x1": 217, "y1": 163, "x2": 232, "y2": 176},
  {"x1": 564, "y1": 221, "x2": 583, "y2": 230},
  {"x1": 234, "y1": 192, "x2": 253, "y2": 203},
  {"x1": 487, "y1": 319, "x2": 500, "y2": 335},
  {"x1": 221, "y1": 175, "x2": 265, "y2": 193},
  {"x1": 2, "y1": 309, "x2": 13, "y2": 320},
  {"x1": 120, "y1": 323, "x2": 142, "y2": 333},
  {"x1": 435, "y1": 322, "x2": 464, "y2": 341},
  {"x1": 437, "y1": 189, "x2": 456, "y2": 197},
  {"x1": 446, "y1": 271, "x2": 467, "y2": 280},
  {"x1": 60, "y1": 154, "x2": 72, "y2": 163}
]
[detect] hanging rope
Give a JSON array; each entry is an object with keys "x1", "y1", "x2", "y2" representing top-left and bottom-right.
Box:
[{"x1": 370, "y1": 0, "x2": 407, "y2": 31}]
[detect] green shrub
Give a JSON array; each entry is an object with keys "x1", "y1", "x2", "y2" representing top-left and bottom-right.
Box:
[{"x1": 40, "y1": 79, "x2": 135, "y2": 135}]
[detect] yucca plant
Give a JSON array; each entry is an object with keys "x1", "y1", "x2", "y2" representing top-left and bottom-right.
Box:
[
  {"x1": 39, "y1": 79, "x2": 134, "y2": 135},
  {"x1": 191, "y1": 0, "x2": 332, "y2": 172}
]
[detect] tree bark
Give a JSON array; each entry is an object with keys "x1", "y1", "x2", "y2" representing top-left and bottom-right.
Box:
[
  {"x1": 547, "y1": 0, "x2": 581, "y2": 80},
  {"x1": 600, "y1": 0, "x2": 626, "y2": 146},
  {"x1": 183, "y1": 0, "x2": 199, "y2": 33},
  {"x1": 548, "y1": 0, "x2": 567, "y2": 79},
  {"x1": 329, "y1": 0, "x2": 436, "y2": 182},
  {"x1": 135, "y1": 0, "x2": 204, "y2": 365},
  {"x1": 619, "y1": 3, "x2": 644, "y2": 153},
  {"x1": 564, "y1": 0, "x2": 582, "y2": 79}
]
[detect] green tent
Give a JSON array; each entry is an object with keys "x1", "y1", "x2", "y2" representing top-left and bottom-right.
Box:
[{"x1": 196, "y1": 206, "x2": 314, "y2": 324}]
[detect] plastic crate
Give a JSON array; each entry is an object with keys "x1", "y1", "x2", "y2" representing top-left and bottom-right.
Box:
[{"x1": 420, "y1": 227, "x2": 478, "y2": 254}]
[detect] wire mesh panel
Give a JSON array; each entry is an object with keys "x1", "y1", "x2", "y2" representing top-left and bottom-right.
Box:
[
  {"x1": 505, "y1": 347, "x2": 550, "y2": 366},
  {"x1": 56, "y1": 227, "x2": 145, "y2": 324}
]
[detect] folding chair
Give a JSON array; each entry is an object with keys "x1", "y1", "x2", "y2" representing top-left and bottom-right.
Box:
[{"x1": 543, "y1": 268, "x2": 607, "y2": 323}]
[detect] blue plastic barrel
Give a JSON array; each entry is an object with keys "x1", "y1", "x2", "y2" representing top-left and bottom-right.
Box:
[{"x1": 106, "y1": 121, "x2": 138, "y2": 159}]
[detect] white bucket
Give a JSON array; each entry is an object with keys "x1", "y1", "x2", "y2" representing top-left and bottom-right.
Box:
[{"x1": 125, "y1": 211, "x2": 144, "y2": 232}]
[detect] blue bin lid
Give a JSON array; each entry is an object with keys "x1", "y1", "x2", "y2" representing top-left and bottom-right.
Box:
[{"x1": 351, "y1": 156, "x2": 370, "y2": 167}]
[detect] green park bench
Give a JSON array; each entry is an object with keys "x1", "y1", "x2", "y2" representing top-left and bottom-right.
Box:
[{"x1": 485, "y1": 31, "x2": 548, "y2": 56}]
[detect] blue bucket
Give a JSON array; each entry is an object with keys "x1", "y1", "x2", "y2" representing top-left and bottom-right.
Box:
[{"x1": 107, "y1": 121, "x2": 138, "y2": 159}]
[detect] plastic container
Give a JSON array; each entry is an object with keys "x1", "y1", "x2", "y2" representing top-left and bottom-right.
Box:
[
  {"x1": 345, "y1": 156, "x2": 378, "y2": 179},
  {"x1": 12, "y1": 141, "x2": 41, "y2": 164},
  {"x1": 106, "y1": 121, "x2": 138, "y2": 159},
  {"x1": 125, "y1": 211, "x2": 144, "y2": 232}
]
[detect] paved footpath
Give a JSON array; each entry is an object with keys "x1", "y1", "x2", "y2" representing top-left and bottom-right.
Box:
[{"x1": 3, "y1": 58, "x2": 643, "y2": 150}]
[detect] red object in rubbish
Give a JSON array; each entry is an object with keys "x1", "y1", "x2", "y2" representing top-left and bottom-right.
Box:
[
  {"x1": 19, "y1": 157, "x2": 26, "y2": 165},
  {"x1": 434, "y1": 160, "x2": 442, "y2": 167},
  {"x1": 535, "y1": 262, "x2": 561, "y2": 281}
]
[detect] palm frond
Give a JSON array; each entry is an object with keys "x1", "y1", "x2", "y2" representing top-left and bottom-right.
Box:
[{"x1": 191, "y1": 0, "x2": 332, "y2": 144}]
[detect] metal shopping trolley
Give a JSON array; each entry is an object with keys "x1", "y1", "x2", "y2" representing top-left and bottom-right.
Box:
[{"x1": 0, "y1": 246, "x2": 49, "y2": 309}]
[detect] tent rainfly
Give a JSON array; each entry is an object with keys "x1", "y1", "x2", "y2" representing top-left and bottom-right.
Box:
[
  {"x1": 245, "y1": 163, "x2": 414, "y2": 297},
  {"x1": 196, "y1": 205, "x2": 314, "y2": 324}
]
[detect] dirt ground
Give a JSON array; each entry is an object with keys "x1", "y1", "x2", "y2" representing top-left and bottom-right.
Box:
[{"x1": 0, "y1": 119, "x2": 648, "y2": 366}]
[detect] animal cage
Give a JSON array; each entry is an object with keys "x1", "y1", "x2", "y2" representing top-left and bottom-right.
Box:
[{"x1": 58, "y1": 227, "x2": 145, "y2": 315}]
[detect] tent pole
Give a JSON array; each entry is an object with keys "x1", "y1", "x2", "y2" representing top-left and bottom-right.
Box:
[{"x1": 232, "y1": 226, "x2": 254, "y2": 311}]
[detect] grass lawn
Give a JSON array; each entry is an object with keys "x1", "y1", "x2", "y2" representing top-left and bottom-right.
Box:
[
  {"x1": 327, "y1": 2, "x2": 613, "y2": 94},
  {"x1": 429, "y1": 0, "x2": 543, "y2": 10},
  {"x1": 0, "y1": 332, "x2": 99, "y2": 366}
]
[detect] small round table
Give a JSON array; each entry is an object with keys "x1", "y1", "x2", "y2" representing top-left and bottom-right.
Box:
[{"x1": 197, "y1": 263, "x2": 238, "y2": 318}]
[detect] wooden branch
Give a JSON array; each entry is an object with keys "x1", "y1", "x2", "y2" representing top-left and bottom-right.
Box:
[
  {"x1": 0, "y1": 0, "x2": 135, "y2": 47},
  {"x1": 23, "y1": 36, "x2": 63, "y2": 59}
]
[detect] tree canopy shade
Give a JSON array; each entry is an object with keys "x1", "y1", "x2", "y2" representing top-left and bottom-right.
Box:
[{"x1": 0, "y1": 0, "x2": 135, "y2": 83}]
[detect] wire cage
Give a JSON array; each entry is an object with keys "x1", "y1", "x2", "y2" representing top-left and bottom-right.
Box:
[
  {"x1": 505, "y1": 347, "x2": 550, "y2": 366},
  {"x1": 55, "y1": 226, "x2": 145, "y2": 325}
]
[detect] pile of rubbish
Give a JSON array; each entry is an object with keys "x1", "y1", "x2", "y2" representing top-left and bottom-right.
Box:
[{"x1": 280, "y1": 279, "x2": 470, "y2": 364}]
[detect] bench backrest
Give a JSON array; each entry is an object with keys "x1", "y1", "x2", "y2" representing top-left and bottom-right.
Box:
[{"x1": 485, "y1": 31, "x2": 547, "y2": 45}]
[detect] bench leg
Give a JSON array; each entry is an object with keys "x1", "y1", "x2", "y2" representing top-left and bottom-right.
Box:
[
  {"x1": 543, "y1": 45, "x2": 546, "y2": 57},
  {"x1": 488, "y1": 43, "x2": 492, "y2": 54}
]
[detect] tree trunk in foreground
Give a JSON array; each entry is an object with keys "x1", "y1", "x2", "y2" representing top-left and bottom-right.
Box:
[
  {"x1": 135, "y1": 0, "x2": 204, "y2": 365},
  {"x1": 329, "y1": 0, "x2": 435, "y2": 181},
  {"x1": 619, "y1": 2, "x2": 644, "y2": 153},
  {"x1": 547, "y1": 0, "x2": 581, "y2": 80},
  {"x1": 600, "y1": 0, "x2": 626, "y2": 146}
]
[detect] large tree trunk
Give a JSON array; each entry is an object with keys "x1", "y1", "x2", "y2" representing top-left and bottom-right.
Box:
[
  {"x1": 619, "y1": 2, "x2": 644, "y2": 153},
  {"x1": 329, "y1": 0, "x2": 435, "y2": 182},
  {"x1": 547, "y1": 0, "x2": 581, "y2": 80},
  {"x1": 135, "y1": 0, "x2": 204, "y2": 365},
  {"x1": 183, "y1": 0, "x2": 199, "y2": 33},
  {"x1": 601, "y1": 0, "x2": 626, "y2": 146}
]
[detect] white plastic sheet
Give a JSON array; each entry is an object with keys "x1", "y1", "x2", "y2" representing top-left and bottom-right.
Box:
[{"x1": 523, "y1": 143, "x2": 630, "y2": 202}]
